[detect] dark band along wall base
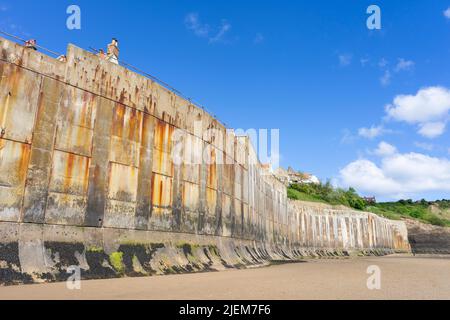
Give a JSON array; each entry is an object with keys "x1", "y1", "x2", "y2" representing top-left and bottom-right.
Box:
[{"x1": 0, "y1": 37, "x2": 410, "y2": 285}]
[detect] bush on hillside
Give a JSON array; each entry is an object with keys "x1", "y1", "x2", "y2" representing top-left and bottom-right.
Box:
[{"x1": 288, "y1": 182, "x2": 367, "y2": 211}]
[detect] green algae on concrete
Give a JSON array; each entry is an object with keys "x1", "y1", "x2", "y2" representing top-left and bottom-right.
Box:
[{"x1": 109, "y1": 252, "x2": 125, "y2": 275}]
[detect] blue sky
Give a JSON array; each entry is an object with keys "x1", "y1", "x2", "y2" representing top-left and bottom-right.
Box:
[{"x1": 1, "y1": 1, "x2": 450, "y2": 201}]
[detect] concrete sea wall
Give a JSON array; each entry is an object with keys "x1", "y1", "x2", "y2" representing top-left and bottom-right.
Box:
[
  {"x1": 288, "y1": 201, "x2": 410, "y2": 252},
  {"x1": 0, "y1": 37, "x2": 410, "y2": 285}
]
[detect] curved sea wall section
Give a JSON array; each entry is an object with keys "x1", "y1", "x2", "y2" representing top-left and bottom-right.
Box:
[
  {"x1": 288, "y1": 201, "x2": 410, "y2": 252},
  {"x1": 0, "y1": 37, "x2": 410, "y2": 285}
]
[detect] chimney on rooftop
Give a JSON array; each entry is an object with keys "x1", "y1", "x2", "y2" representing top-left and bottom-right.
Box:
[
  {"x1": 24, "y1": 39, "x2": 37, "y2": 50},
  {"x1": 107, "y1": 38, "x2": 119, "y2": 65}
]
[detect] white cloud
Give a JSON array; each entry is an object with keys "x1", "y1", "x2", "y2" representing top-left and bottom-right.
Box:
[
  {"x1": 253, "y1": 33, "x2": 264, "y2": 44},
  {"x1": 339, "y1": 151, "x2": 450, "y2": 199},
  {"x1": 385, "y1": 86, "x2": 450, "y2": 138},
  {"x1": 418, "y1": 121, "x2": 447, "y2": 138},
  {"x1": 360, "y1": 57, "x2": 370, "y2": 67},
  {"x1": 339, "y1": 54, "x2": 352, "y2": 67},
  {"x1": 340, "y1": 129, "x2": 357, "y2": 144},
  {"x1": 394, "y1": 58, "x2": 415, "y2": 72},
  {"x1": 380, "y1": 70, "x2": 391, "y2": 86},
  {"x1": 414, "y1": 142, "x2": 434, "y2": 151},
  {"x1": 378, "y1": 58, "x2": 388, "y2": 68},
  {"x1": 340, "y1": 160, "x2": 400, "y2": 196},
  {"x1": 374, "y1": 141, "x2": 397, "y2": 156},
  {"x1": 185, "y1": 13, "x2": 231, "y2": 44},
  {"x1": 185, "y1": 13, "x2": 210, "y2": 38},
  {"x1": 444, "y1": 7, "x2": 450, "y2": 19},
  {"x1": 386, "y1": 87, "x2": 450, "y2": 123},
  {"x1": 209, "y1": 20, "x2": 231, "y2": 43},
  {"x1": 358, "y1": 125, "x2": 385, "y2": 139}
]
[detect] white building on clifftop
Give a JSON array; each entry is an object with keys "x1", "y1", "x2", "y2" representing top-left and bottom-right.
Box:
[{"x1": 274, "y1": 167, "x2": 320, "y2": 186}]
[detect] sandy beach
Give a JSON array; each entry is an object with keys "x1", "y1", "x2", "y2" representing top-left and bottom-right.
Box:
[{"x1": 0, "y1": 255, "x2": 448, "y2": 300}]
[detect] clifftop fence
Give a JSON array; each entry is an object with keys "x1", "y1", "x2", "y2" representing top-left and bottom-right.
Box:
[{"x1": 0, "y1": 37, "x2": 410, "y2": 285}]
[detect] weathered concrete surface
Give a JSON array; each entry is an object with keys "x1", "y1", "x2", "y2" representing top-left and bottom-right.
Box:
[
  {"x1": 405, "y1": 219, "x2": 450, "y2": 254},
  {"x1": 1, "y1": 255, "x2": 449, "y2": 300},
  {"x1": 0, "y1": 36, "x2": 410, "y2": 285},
  {"x1": 289, "y1": 201, "x2": 410, "y2": 252}
]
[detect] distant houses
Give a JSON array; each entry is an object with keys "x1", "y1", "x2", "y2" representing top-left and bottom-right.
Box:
[
  {"x1": 274, "y1": 167, "x2": 320, "y2": 187},
  {"x1": 363, "y1": 196, "x2": 377, "y2": 204}
]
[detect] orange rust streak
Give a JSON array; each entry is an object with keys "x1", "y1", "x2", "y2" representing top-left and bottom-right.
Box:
[
  {"x1": 17, "y1": 142, "x2": 31, "y2": 183},
  {"x1": 151, "y1": 175, "x2": 161, "y2": 207},
  {"x1": 78, "y1": 91, "x2": 89, "y2": 127},
  {"x1": 112, "y1": 104, "x2": 125, "y2": 137},
  {"x1": 64, "y1": 153, "x2": 75, "y2": 191},
  {"x1": 154, "y1": 120, "x2": 164, "y2": 151},
  {"x1": 167, "y1": 125, "x2": 174, "y2": 151},
  {"x1": 1, "y1": 66, "x2": 22, "y2": 128},
  {"x1": 83, "y1": 158, "x2": 90, "y2": 192},
  {"x1": 127, "y1": 109, "x2": 138, "y2": 141}
]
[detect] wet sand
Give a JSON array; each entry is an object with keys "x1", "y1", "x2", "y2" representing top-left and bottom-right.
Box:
[{"x1": 0, "y1": 255, "x2": 449, "y2": 300}]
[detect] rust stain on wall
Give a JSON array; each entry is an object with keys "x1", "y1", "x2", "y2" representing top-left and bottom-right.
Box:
[
  {"x1": 49, "y1": 151, "x2": 90, "y2": 195},
  {"x1": 152, "y1": 119, "x2": 174, "y2": 177},
  {"x1": 56, "y1": 88, "x2": 97, "y2": 157},
  {"x1": 151, "y1": 173, "x2": 172, "y2": 215},
  {"x1": 0, "y1": 61, "x2": 41, "y2": 144},
  {"x1": 0, "y1": 139, "x2": 31, "y2": 221},
  {"x1": 110, "y1": 103, "x2": 143, "y2": 167}
]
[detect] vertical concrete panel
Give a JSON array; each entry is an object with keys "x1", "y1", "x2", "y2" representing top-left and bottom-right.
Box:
[
  {"x1": 55, "y1": 87, "x2": 96, "y2": 157},
  {"x1": 215, "y1": 149, "x2": 223, "y2": 236},
  {"x1": 109, "y1": 104, "x2": 143, "y2": 167},
  {"x1": 0, "y1": 139, "x2": 31, "y2": 221},
  {"x1": 135, "y1": 114, "x2": 155, "y2": 230},
  {"x1": 325, "y1": 215, "x2": 331, "y2": 247},
  {"x1": 221, "y1": 193, "x2": 232, "y2": 237},
  {"x1": 23, "y1": 77, "x2": 62, "y2": 223},
  {"x1": 103, "y1": 103, "x2": 143, "y2": 228},
  {"x1": 242, "y1": 168, "x2": 249, "y2": 237},
  {"x1": 197, "y1": 141, "x2": 208, "y2": 234},
  {"x1": 149, "y1": 119, "x2": 174, "y2": 231},
  {"x1": 202, "y1": 142, "x2": 220, "y2": 235},
  {"x1": 84, "y1": 97, "x2": 114, "y2": 227},
  {"x1": 46, "y1": 150, "x2": 90, "y2": 225},
  {"x1": 180, "y1": 133, "x2": 201, "y2": 233},
  {"x1": 46, "y1": 86, "x2": 97, "y2": 226},
  {"x1": 341, "y1": 217, "x2": 348, "y2": 248},
  {"x1": 104, "y1": 163, "x2": 138, "y2": 228},
  {"x1": 181, "y1": 181, "x2": 199, "y2": 232},
  {"x1": 18, "y1": 223, "x2": 50, "y2": 274},
  {"x1": 149, "y1": 173, "x2": 173, "y2": 230},
  {"x1": 356, "y1": 218, "x2": 363, "y2": 248},
  {"x1": 172, "y1": 136, "x2": 183, "y2": 231},
  {"x1": 0, "y1": 62, "x2": 42, "y2": 144},
  {"x1": 175, "y1": 127, "x2": 201, "y2": 232},
  {"x1": 205, "y1": 187, "x2": 217, "y2": 235},
  {"x1": 221, "y1": 154, "x2": 233, "y2": 235}
]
